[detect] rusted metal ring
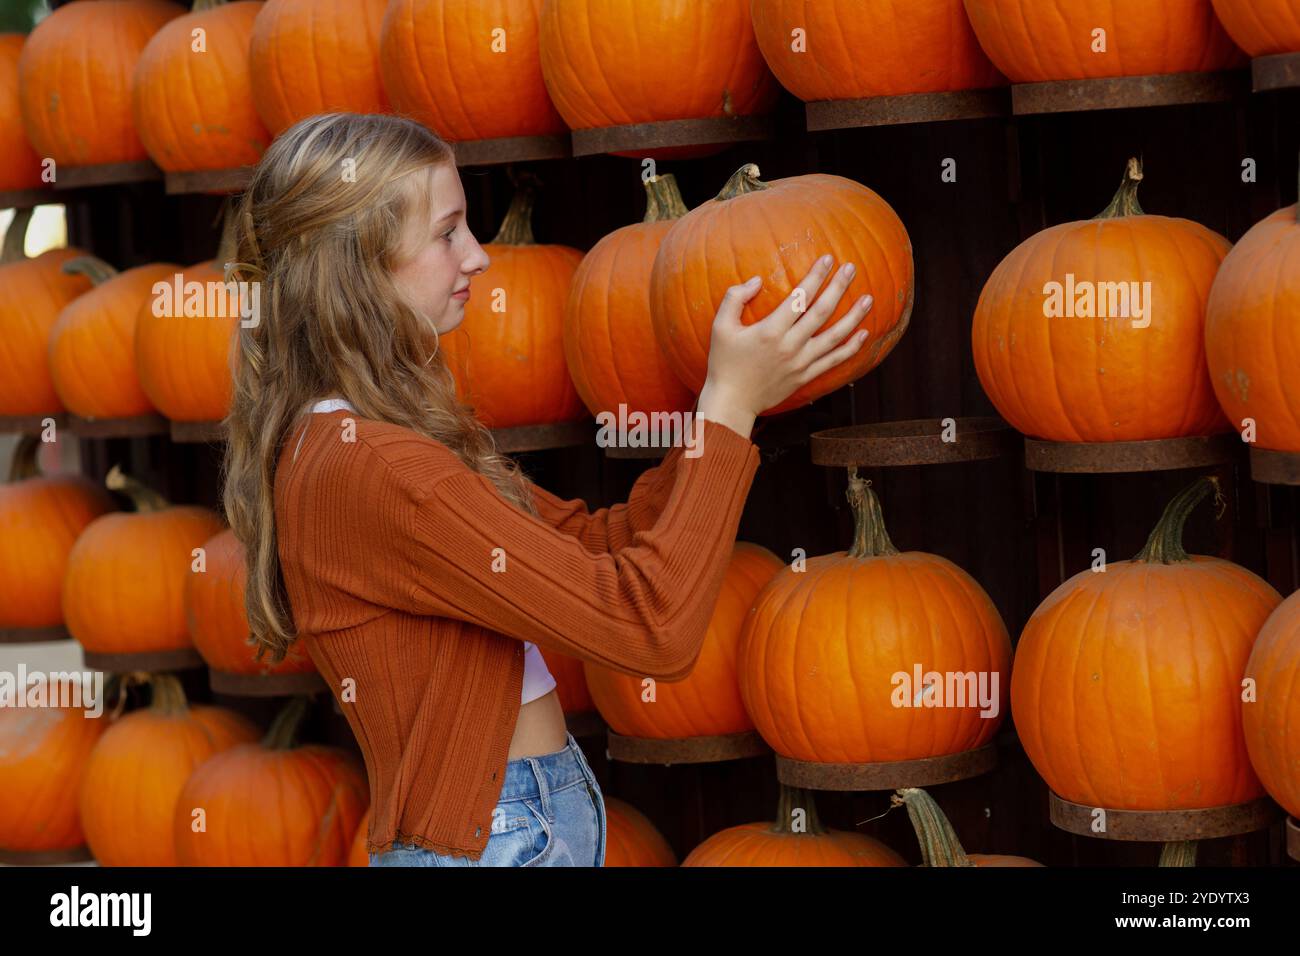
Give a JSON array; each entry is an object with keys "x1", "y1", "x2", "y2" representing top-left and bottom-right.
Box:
[
  {"x1": 605, "y1": 729, "x2": 771, "y2": 765},
  {"x1": 67, "y1": 413, "x2": 170, "y2": 439},
  {"x1": 1011, "y1": 70, "x2": 1245, "y2": 115},
  {"x1": 490, "y1": 421, "x2": 592, "y2": 453},
  {"x1": 80, "y1": 647, "x2": 207, "y2": 673},
  {"x1": 53, "y1": 161, "x2": 163, "y2": 190},
  {"x1": 810, "y1": 417, "x2": 1016, "y2": 467},
  {"x1": 208, "y1": 669, "x2": 325, "y2": 697},
  {"x1": 775, "y1": 743, "x2": 998, "y2": 791},
  {"x1": 603, "y1": 444, "x2": 669, "y2": 460},
  {"x1": 564, "y1": 710, "x2": 606, "y2": 739},
  {"x1": 169, "y1": 419, "x2": 226, "y2": 444},
  {"x1": 1048, "y1": 792, "x2": 1283, "y2": 841},
  {"x1": 1023, "y1": 433, "x2": 1238, "y2": 473},
  {"x1": 1252, "y1": 52, "x2": 1300, "y2": 92},
  {"x1": 164, "y1": 167, "x2": 255, "y2": 195},
  {"x1": 0, "y1": 414, "x2": 64, "y2": 436},
  {"x1": 0, "y1": 626, "x2": 72, "y2": 645},
  {"x1": 452, "y1": 135, "x2": 571, "y2": 167},
  {"x1": 806, "y1": 88, "x2": 1009, "y2": 131},
  {"x1": 569, "y1": 115, "x2": 775, "y2": 158},
  {"x1": 1249, "y1": 447, "x2": 1300, "y2": 486},
  {"x1": 0, "y1": 845, "x2": 94, "y2": 865}
]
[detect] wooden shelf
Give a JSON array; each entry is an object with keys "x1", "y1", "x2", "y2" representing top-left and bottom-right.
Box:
[
  {"x1": 570, "y1": 115, "x2": 775, "y2": 158},
  {"x1": 81, "y1": 647, "x2": 206, "y2": 673},
  {"x1": 164, "y1": 167, "x2": 255, "y2": 195},
  {"x1": 811, "y1": 417, "x2": 1016, "y2": 467},
  {"x1": 491, "y1": 420, "x2": 592, "y2": 453},
  {"x1": 53, "y1": 161, "x2": 162, "y2": 190},
  {"x1": 0, "y1": 188, "x2": 59, "y2": 209},
  {"x1": 1023, "y1": 433, "x2": 1237, "y2": 474},
  {"x1": 774, "y1": 743, "x2": 997, "y2": 791},
  {"x1": 66, "y1": 413, "x2": 170, "y2": 438},
  {"x1": 0, "y1": 625, "x2": 72, "y2": 645},
  {"x1": 0, "y1": 414, "x2": 64, "y2": 436},
  {"x1": 1048, "y1": 792, "x2": 1282, "y2": 842},
  {"x1": 170, "y1": 419, "x2": 226, "y2": 443},
  {"x1": 1249, "y1": 447, "x2": 1300, "y2": 485},
  {"x1": 605, "y1": 729, "x2": 770, "y2": 765},
  {"x1": 208, "y1": 669, "x2": 326, "y2": 697},
  {"x1": 0, "y1": 845, "x2": 94, "y2": 865},
  {"x1": 1012, "y1": 70, "x2": 1246, "y2": 115},
  {"x1": 806, "y1": 87, "x2": 1009, "y2": 131},
  {"x1": 1253, "y1": 51, "x2": 1300, "y2": 92},
  {"x1": 452, "y1": 135, "x2": 571, "y2": 167}
]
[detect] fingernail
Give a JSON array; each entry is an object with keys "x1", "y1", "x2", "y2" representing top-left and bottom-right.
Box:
[
  {"x1": 858, "y1": 330, "x2": 869, "y2": 342},
  {"x1": 747, "y1": 276, "x2": 760, "y2": 286},
  {"x1": 821, "y1": 255, "x2": 833, "y2": 267},
  {"x1": 844, "y1": 263, "x2": 855, "y2": 276}
]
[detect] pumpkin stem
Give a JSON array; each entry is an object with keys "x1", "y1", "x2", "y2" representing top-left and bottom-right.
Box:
[
  {"x1": 773, "y1": 783, "x2": 828, "y2": 836},
  {"x1": 845, "y1": 468, "x2": 899, "y2": 558},
  {"x1": 491, "y1": 177, "x2": 538, "y2": 246},
  {"x1": 104, "y1": 465, "x2": 171, "y2": 513},
  {"x1": 7, "y1": 435, "x2": 42, "y2": 482},
  {"x1": 1094, "y1": 157, "x2": 1145, "y2": 219},
  {"x1": 147, "y1": 673, "x2": 189, "y2": 716},
  {"x1": 191, "y1": 0, "x2": 229, "y2": 11},
  {"x1": 642, "y1": 173, "x2": 689, "y2": 223},
  {"x1": 1, "y1": 208, "x2": 33, "y2": 264},
  {"x1": 263, "y1": 694, "x2": 313, "y2": 750},
  {"x1": 1134, "y1": 476, "x2": 1223, "y2": 565},
  {"x1": 715, "y1": 163, "x2": 769, "y2": 202},
  {"x1": 62, "y1": 255, "x2": 119, "y2": 287},
  {"x1": 1158, "y1": 840, "x2": 1198, "y2": 866},
  {"x1": 892, "y1": 788, "x2": 977, "y2": 867}
]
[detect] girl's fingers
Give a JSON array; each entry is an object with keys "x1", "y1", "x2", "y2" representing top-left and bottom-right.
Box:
[
  {"x1": 801, "y1": 294, "x2": 874, "y2": 362},
  {"x1": 790, "y1": 261, "x2": 856, "y2": 341},
  {"x1": 764, "y1": 256, "x2": 837, "y2": 334},
  {"x1": 801, "y1": 327, "x2": 870, "y2": 383}
]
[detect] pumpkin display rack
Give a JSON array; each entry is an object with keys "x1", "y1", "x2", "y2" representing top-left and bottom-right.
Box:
[{"x1": 604, "y1": 729, "x2": 770, "y2": 766}]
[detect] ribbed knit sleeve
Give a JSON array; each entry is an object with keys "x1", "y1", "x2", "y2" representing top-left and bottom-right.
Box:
[{"x1": 391, "y1": 419, "x2": 759, "y2": 680}]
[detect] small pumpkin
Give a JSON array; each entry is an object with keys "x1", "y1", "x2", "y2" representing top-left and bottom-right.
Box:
[
  {"x1": 1210, "y1": 0, "x2": 1300, "y2": 56},
  {"x1": 893, "y1": 788, "x2": 1043, "y2": 866},
  {"x1": 585, "y1": 543, "x2": 784, "y2": 738},
  {"x1": 1242, "y1": 590, "x2": 1300, "y2": 820},
  {"x1": 79, "y1": 673, "x2": 258, "y2": 866},
  {"x1": 603, "y1": 797, "x2": 676, "y2": 867},
  {"x1": 650, "y1": 164, "x2": 914, "y2": 416},
  {"x1": 174, "y1": 695, "x2": 368, "y2": 866},
  {"x1": 972, "y1": 158, "x2": 1230, "y2": 442},
  {"x1": 681, "y1": 783, "x2": 904, "y2": 866},
  {"x1": 0, "y1": 33, "x2": 45, "y2": 192}
]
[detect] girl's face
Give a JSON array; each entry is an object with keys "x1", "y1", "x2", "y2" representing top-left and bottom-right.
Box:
[{"x1": 391, "y1": 164, "x2": 490, "y2": 337}]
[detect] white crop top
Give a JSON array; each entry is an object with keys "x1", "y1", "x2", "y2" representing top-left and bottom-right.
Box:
[{"x1": 304, "y1": 397, "x2": 557, "y2": 706}]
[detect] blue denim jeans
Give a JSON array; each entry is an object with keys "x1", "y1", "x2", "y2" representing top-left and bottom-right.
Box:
[{"x1": 369, "y1": 733, "x2": 606, "y2": 867}]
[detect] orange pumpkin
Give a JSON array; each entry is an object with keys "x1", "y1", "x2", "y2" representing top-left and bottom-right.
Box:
[
  {"x1": 439, "y1": 181, "x2": 585, "y2": 429},
  {"x1": 79, "y1": 673, "x2": 258, "y2": 866},
  {"x1": 962, "y1": 0, "x2": 1244, "y2": 83},
  {"x1": 185, "y1": 528, "x2": 316, "y2": 676},
  {"x1": 0, "y1": 680, "x2": 111, "y2": 853},
  {"x1": 1012, "y1": 477, "x2": 1281, "y2": 811},
  {"x1": 0, "y1": 436, "x2": 115, "y2": 629},
  {"x1": 1211, "y1": 0, "x2": 1300, "y2": 55},
  {"x1": 1205, "y1": 193, "x2": 1300, "y2": 451},
  {"x1": 0, "y1": 33, "x2": 45, "y2": 191},
  {"x1": 740, "y1": 475, "x2": 1011, "y2": 763},
  {"x1": 49, "y1": 257, "x2": 180, "y2": 420},
  {"x1": 380, "y1": 0, "x2": 564, "y2": 142},
  {"x1": 348, "y1": 808, "x2": 370, "y2": 866},
  {"x1": 682, "y1": 784, "x2": 904, "y2": 866},
  {"x1": 174, "y1": 696, "x2": 368, "y2": 866},
  {"x1": 564, "y1": 174, "x2": 697, "y2": 419},
  {"x1": 1242, "y1": 590, "x2": 1300, "y2": 819},
  {"x1": 603, "y1": 797, "x2": 676, "y2": 867},
  {"x1": 585, "y1": 543, "x2": 784, "y2": 738},
  {"x1": 132, "y1": 0, "x2": 269, "y2": 173},
  {"x1": 893, "y1": 788, "x2": 1043, "y2": 867},
  {"x1": 17, "y1": 0, "x2": 185, "y2": 168},
  {"x1": 972, "y1": 159, "x2": 1231, "y2": 443},
  {"x1": 0, "y1": 210, "x2": 93, "y2": 416},
  {"x1": 537, "y1": 646, "x2": 594, "y2": 714},
  {"x1": 751, "y1": 0, "x2": 1005, "y2": 101},
  {"x1": 63, "y1": 467, "x2": 225, "y2": 656},
  {"x1": 650, "y1": 164, "x2": 913, "y2": 417},
  {"x1": 248, "y1": 0, "x2": 391, "y2": 136}
]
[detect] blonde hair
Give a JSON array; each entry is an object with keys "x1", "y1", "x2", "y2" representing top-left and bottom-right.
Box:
[{"x1": 222, "y1": 112, "x2": 537, "y2": 665}]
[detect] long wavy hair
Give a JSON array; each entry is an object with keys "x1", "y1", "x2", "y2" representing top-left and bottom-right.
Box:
[{"x1": 222, "y1": 112, "x2": 537, "y2": 665}]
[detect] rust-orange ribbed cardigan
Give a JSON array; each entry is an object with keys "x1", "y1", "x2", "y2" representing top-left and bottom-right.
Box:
[{"x1": 274, "y1": 409, "x2": 760, "y2": 860}]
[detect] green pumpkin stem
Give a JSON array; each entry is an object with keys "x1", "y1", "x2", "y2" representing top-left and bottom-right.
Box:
[
  {"x1": 104, "y1": 465, "x2": 171, "y2": 513},
  {"x1": 1158, "y1": 840, "x2": 1199, "y2": 866},
  {"x1": 62, "y1": 255, "x2": 119, "y2": 287},
  {"x1": 491, "y1": 180, "x2": 537, "y2": 246},
  {"x1": 1094, "y1": 157, "x2": 1145, "y2": 220},
  {"x1": 263, "y1": 695, "x2": 313, "y2": 750},
  {"x1": 715, "y1": 163, "x2": 769, "y2": 202},
  {"x1": 7, "y1": 435, "x2": 42, "y2": 482},
  {"x1": 642, "y1": 173, "x2": 689, "y2": 223},
  {"x1": 773, "y1": 782, "x2": 828, "y2": 836},
  {"x1": 846, "y1": 468, "x2": 899, "y2": 558},
  {"x1": 1134, "y1": 476, "x2": 1223, "y2": 565},
  {"x1": 893, "y1": 788, "x2": 977, "y2": 867},
  {"x1": 148, "y1": 673, "x2": 189, "y2": 716},
  {"x1": 2, "y1": 208, "x2": 33, "y2": 264}
]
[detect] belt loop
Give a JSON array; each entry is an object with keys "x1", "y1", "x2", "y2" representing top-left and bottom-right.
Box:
[{"x1": 524, "y1": 756, "x2": 553, "y2": 821}]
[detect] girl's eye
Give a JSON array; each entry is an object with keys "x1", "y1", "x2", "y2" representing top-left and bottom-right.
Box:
[{"x1": 441, "y1": 226, "x2": 456, "y2": 243}]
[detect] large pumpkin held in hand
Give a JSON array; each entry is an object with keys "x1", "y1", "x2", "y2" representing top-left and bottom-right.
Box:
[
  {"x1": 650, "y1": 164, "x2": 913, "y2": 416},
  {"x1": 1210, "y1": 0, "x2": 1300, "y2": 56},
  {"x1": 1012, "y1": 477, "x2": 1282, "y2": 812},
  {"x1": 893, "y1": 788, "x2": 1043, "y2": 867},
  {"x1": 751, "y1": 0, "x2": 1005, "y2": 101},
  {"x1": 0, "y1": 34, "x2": 45, "y2": 192},
  {"x1": 17, "y1": 0, "x2": 185, "y2": 167},
  {"x1": 962, "y1": 0, "x2": 1243, "y2": 83},
  {"x1": 972, "y1": 158, "x2": 1230, "y2": 443},
  {"x1": 1242, "y1": 591, "x2": 1300, "y2": 820}
]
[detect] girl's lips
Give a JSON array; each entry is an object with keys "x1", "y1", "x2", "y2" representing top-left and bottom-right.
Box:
[{"x1": 453, "y1": 288, "x2": 470, "y2": 300}]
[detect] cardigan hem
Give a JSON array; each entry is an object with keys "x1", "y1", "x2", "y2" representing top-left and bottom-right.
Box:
[{"x1": 368, "y1": 829, "x2": 486, "y2": 862}]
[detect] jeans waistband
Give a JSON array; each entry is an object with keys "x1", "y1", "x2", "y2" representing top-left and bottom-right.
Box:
[{"x1": 497, "y1": 732, "x2": 592, "y2": 801}]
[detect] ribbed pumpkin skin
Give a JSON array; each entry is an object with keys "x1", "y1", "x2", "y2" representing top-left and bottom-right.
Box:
[
  {"x1": 439, "y1": 245, "x2": 586, "y2": 429},
  {"x1": 17, "y1": 0, "x2": 185, "y2": 167},
  {"x1": 248, "y1": 0, "x2": 390, "y2": 136},
  {"x1": 751, "y1": 0, "x2": 1005, "y2": 101},
  {"x1": 381, "y1": 0, "x2": 564, "y2": 141},
  {"x1": 0, "y1": 703, "x2": 108, "y2": 852},
  {"x1": 63, "y1": 506, "x2": 225, "y2": 654},
  {"x1": 79, "y1": 703, "x2": 258, "y2": 866},
  {"x1": 603, "y1": 797, "x2": 676, "y2": 867},
  {"x1": 0, "y1": 34, "x2": 44, "y2": 191},
  {"x1": 132, "y1": 1, "x2": 269, "y2": 172},
  {"x1": 1242, "y1": 591, "x2": 1300, "y2": 818},
  {"x1": 739, "y1": 552, "x2": 1011, "y2": 763},
  {"x1": 650, "y1": 170, "x2": 913, "y2": 416},
  {"x1": 0, "y1": 471, "x2": 115, "y2": 628},
  {"x1": 348, "y1": 808, "x2": 370, "y2": 866},
  {"x1": 585, "y1": 543, "x2": 784, "y2": 738},
  {"x1": 538, "y1": 0, "x2": 778, "y2": 133},
  {"x1": 962, "y1": 0, "x2": 1244, "y2": 82},
  {"x1": 564, "y1": 206, "x2": 696, "y2": 418},
  {"x1": 1211, "y1": 0, "x2": 1300, "y2": 55},
  {"x1": 48, "y1": 263, "x2": 180, "y2": 419},
  {"x1": 1012, "y1": 558, "x2": 1281, "y2": 810},
  {"x1": 538, "y1": 646, "x2": 594, "y2": 713},
  {"x1": 1205, "y1": 203, "x2": 1300, "y2": 450},
  {"x1": 972, "y1": 216, "x2": 1231, "y2": 442},
  {"x1": 173, "y1": 743, "x2": 368, "y2": 866},
  {"x1": 0, "y1": 248, "x2": 92, "y2": 415},
  {"x1": 682, "y1": 824, "x2": 905, "y2": 866},
  {"x1": 185, "y1": 528, "x2": 316, "y2": 675},
  {"x1": 135, "y1": 260, "x2": 240, "y2": 422}
]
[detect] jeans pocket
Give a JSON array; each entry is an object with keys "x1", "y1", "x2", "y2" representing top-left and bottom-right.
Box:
[{"x1": 516, "y1": 799, "x2": 554, "y2": 867}]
